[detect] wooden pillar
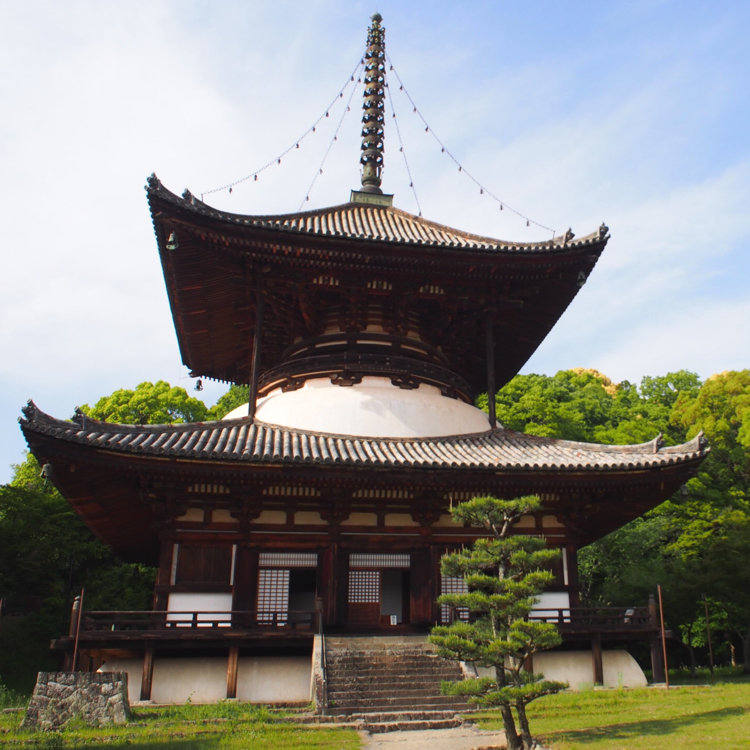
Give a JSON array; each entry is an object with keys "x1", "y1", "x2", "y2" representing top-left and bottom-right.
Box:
[
  {"x1": 649, "y1": 594, "x2": 666, "y2": 682},
  {"x1": 335, "y1": 547, "x2": 349, "y2": 627},
  {"x1": 591, "y1": 633, "x2": 604, "y2": 685},
  {"x1": 485, "y1": 314, "x2": 497, "y2": 428},
  {"x1": 409, "y1": 547, "x2": 433, "y2": 627},
  {"x1": 247, "y1": 293, "x2": 265, "y2": 419},
  {"x1": 318, "y1": 544, "x2": 337, "y2": 627},
  {"x1": 226, "y1": 646, "x2": 239, "y2": 699},
  {"x1": 140, "y1": 647, "x2": 155, "y2": 701},
  {"x1": 233, "y1": 546, "x2": 257, "y2": 613},
  {"x1": 153, "y1": 536, "x2": 175, "y2": 611},
  {"x1": 566, "y1": 545, "x2": 581, "y2": 607}
]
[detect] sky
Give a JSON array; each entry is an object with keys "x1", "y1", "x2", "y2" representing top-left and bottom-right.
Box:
[{"x1": 1, "y1": 0, "x2": 749, "y2": 481}]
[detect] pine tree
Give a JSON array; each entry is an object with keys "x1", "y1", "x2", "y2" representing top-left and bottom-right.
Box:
[{"x1": 430, "y1": 495, "x2": 567, "y2": 750}]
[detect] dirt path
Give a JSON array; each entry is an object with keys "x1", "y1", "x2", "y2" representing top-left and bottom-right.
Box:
[{"x1": 359, "y1": 724, "x2": 508, "y2": 749}]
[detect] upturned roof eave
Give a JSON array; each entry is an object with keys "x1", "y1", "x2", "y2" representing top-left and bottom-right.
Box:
[
  {"x1": 20, "y1": 401, "x2": 709, "y2": 475},
  {"x1": 145, "y1": 174, "x2": 609, "y2": 257}
]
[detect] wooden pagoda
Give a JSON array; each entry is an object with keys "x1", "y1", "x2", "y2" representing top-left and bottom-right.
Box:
[{"x1": 21, "y1": 14, "x2": 707, "y2": 704}]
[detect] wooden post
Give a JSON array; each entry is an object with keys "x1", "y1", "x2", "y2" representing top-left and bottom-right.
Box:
[
  {"x1": 591, "y1": 633, "x2": 603, "y2": 685},
  {"x1": 702, "y1": 593, "x2": 715, "y2": 676},
  {"x1": 226, "y1": 646, "x2": 239, "y2": 699},
  {"x1": 71, "y1": 587, "x2": 84, "y2": 672},
  {"x1": 233, "y1": 545, "x2": 257, "y2": 625},
  {"x1": 318, "y1": 544, "x2": 336, "y2": 627},
  {"x1": 409, "y1": 547, "x2": 432, "y2": 626},
  {"x1": 153, "y1": 537, "x2": 174, "y2": 611},
  {"x1": 648, "y1": 594, "x2": 666, "y2": 683},
  {"x1": 335, "y1": 547, "x2": 349, "y2": 627},
  {"x1": 140, "y1": 647, "x2": 154, "y2": 701},
  {"x1": 485, "y1": 314, "x2": 497, "y2": 428},
  {"x1": 565, "y1": 545, "x2": 581, "y2": 607},
  {"x1": 247, "y1": 293, "x2": 265, "y2": 419},
  {"x1": 657, "y1": 584, "x2": 669, "y2": 688}
]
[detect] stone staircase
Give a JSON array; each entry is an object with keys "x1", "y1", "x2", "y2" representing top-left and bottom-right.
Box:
[{"x1": 322, "y1": 635, "x2": 471, "y2": 725}]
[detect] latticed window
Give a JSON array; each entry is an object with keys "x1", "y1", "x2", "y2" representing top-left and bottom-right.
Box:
[
  {"x1": 440, "y1": 575, "x2": 469, "y2": 624},
  {"x1": 257, "y1": 569, "x2": 289, "y2": 624},
  {"x1": 349, "y1": 553, "x2": 410, "y2": 569},
  {"x1": 348, "y1": 570, "x2": 380, "y2": 603},
  {"x1": 259, "y1": 552, "x2": 317, "y2": 568}
]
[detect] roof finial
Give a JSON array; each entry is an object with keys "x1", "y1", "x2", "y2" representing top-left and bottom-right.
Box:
[{"x1": 359, "y1": 13, "x2": 386, "y2": 194}]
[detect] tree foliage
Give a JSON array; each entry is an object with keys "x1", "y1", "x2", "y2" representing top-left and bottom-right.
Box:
[
  {"x1": 209, "y1": 384, "x2": 249, "y2": 420},
  {"x1": 1, "y1": 455, "x2": 155, "y2": 692},
  {"x1": 430, "y1": 495, "x2": 566, "y2": 750},
  {"x1": 79, "y1": 380, "x2": 209, "y2": 424},
  {"x1": 482, "y1": 369, "x2": 749, "y2": 672}
]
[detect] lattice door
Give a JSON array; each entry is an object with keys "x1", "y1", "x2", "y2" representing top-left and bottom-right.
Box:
[
  {"x1": 347, "y1": 569, "x2": 381, "y2": 625},
  {"x1": 257, "y1": 569, "x2": 289, "y2": 625},
  {"x1": 440, "y1": 575, "x2": 469, "y2": 624}
]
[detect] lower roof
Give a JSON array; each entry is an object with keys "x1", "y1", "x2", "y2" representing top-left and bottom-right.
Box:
[
  {"x1": 21, "y1": 401, "x2": 706, "y2": 473},
  {"x1": 19, "y1": 401, "x2": 708, "y2": 560}
]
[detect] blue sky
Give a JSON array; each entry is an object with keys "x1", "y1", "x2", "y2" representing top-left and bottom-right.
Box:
[{"x1": 1, "y1": 0, "x2": 749, "y2": 481}]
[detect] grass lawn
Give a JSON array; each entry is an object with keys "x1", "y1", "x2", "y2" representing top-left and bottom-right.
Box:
[
  {"x1": 2, "y1": 676, "x2": 749, "y2": 748},
  {"x1": 0, "y1": 703, "x2": 361, "y2": 749},
  {"x1": 476, "y1": 679, "x2": 750, "y2": 750}
]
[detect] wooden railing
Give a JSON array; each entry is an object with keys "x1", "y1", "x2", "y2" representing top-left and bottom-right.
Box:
[
  {"x1": 79, "y1": 609, "x2": 316, "y2": 634},
  {"x1": 445, "y1": 606, "x2": 655, "y2": 634},
  {"x1": 529, "y1": 606, "x2": 654, "y2": 633}
]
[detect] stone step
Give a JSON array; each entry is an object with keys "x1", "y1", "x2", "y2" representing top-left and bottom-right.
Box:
[
  {"x1": 327, "y1": 671, "x2": 461, "y2": 685},
  {"x1": 327, "y1": 697, "x2": 470, "y2": 714},
  {"x1": 328, "y1": 687, "x2": 455, "y2": 706},
  {"x1": 326, "y1": 661, "x2": 454, "y2": 672},
  {"x1": 366, "y1": 717, "x2": 464, "y2": 733},
  {"x1": 288, "y1": 709, "x2": 467, "y2": 732},
  {"x1": 326, "y1": 658, "x2": 459, "y2": 669},
  {"x1": 323, "y1": 638, "x2": 469, "y2": 717}
]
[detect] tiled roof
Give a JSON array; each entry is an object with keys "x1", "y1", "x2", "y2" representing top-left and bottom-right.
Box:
[
  {"x1": 21, "y1": 402, "x2": 707, "y2": 473},
  {"x1": 147, "y1": 175, "x2": 608, "y2": 254}
]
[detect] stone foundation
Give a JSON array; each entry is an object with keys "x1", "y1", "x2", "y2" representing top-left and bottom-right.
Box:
[{"x1": 22, "y1": 672, "x2": 130, "y2": 730}]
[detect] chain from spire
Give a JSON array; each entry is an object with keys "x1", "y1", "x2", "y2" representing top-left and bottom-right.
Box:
[{"x1": 359, "y1": 13, "x2": 386, "y2": 194}]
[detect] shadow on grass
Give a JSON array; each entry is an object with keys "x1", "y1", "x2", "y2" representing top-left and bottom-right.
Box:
[{"x1": 541, "y1": 704, "x2": 747, "y2": 745}]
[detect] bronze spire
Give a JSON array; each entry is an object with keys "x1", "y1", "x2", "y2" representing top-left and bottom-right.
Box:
[
  {"x1": 359, "y1": 13, "x2": 386, "y2": 194},
  {"x1": 351, "y1": 14, "x2": 392, "y2": 205}
]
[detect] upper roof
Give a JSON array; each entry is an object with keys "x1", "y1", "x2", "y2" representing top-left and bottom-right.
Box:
[
  {"x1": 148, "y1": 176, "x2": 609, "y2": 394},
  {"x1": 150, "y1": 175, "x2": 607, "y2": 255}
]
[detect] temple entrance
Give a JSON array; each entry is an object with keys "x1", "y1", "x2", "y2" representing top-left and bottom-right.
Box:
[{"x1": 347, "y1": 553, "x2": 410, "y2": 628}]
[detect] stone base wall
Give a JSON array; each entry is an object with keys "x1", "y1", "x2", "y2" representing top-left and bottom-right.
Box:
[{"x1": 22, "y1": 672, "x2": 130, "y2": 730}]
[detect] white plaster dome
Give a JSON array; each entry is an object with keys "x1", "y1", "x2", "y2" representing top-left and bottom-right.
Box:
[{"x1": 222, "y1": 376, "x2": 490, "y2": 438}]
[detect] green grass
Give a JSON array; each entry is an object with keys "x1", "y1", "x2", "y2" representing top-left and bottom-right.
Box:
[
  {"x1": 475, "y1": 678, "x2": 750, "y2": 749},
  {"x1": 0, "y1": 702, "x2": 361, "y2": 749},
  {"x1": 3, "y1": 675, "x2": 750, "y2": 749}
]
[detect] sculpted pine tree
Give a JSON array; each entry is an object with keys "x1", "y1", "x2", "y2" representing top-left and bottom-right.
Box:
[{"x1": 430, "y1": 495, "x2": 567, "y2": 750}]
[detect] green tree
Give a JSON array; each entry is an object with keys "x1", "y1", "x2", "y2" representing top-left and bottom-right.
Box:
[
  {"x1": 1, "y1": 455, "x2": 155, "y2": 692},
  {"x1": 209, "y1": 384, "x2": 249, "y2": 419},
  {"x1": 579, "y1": 371, "x2": 750, "y2": 670},
  {"x1": 79, "y1": 380, "x2": 208, "y2": 424},
  {"x1": 429, "y1": 495, "x2": 566, "y2": 750}
]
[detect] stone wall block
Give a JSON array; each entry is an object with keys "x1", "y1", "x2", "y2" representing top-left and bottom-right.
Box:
[{"x1": 22, "y1": 672, "x2": 131, "y2": 730}]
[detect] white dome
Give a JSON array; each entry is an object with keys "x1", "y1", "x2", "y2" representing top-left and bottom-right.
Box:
[{"x1": 222, "y1": 376, "x2": 490, "y2": 438}]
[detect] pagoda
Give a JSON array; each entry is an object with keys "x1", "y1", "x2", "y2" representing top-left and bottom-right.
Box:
[{"x1": 21, "y1": 15, "x2": 707, "y2": 706}]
